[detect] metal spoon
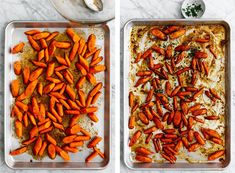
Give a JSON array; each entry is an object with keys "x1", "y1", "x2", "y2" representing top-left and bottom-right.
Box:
[{"x1": 84, "y1": 0, "x2": 103, "y2": 12}]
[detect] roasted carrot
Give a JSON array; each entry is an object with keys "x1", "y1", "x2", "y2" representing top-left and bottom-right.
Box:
[{"x1": 11, "y1": 42, "x2": 25, "y2": 54}]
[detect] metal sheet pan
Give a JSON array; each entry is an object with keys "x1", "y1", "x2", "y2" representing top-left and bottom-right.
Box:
[
  {"x1": 4, "y1": 21, "x2": 110, "y2": 169},
  {"x1": 123, "y1": 19, "x2": 231, "y2": 170}
]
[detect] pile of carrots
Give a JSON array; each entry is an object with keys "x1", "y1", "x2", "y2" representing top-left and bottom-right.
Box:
[
  {"x1": 128, "y1": 26, "x2": 225, "y2": 163},
  {"x1": 10, "y1": 28, "x2": 106, "y2": 162}
]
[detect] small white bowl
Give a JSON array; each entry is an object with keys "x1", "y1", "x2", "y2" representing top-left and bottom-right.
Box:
[{"x1": 181, "y1": 0, "x2": 205, "y2": 18}]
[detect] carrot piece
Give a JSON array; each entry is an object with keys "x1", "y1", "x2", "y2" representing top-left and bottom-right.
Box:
[
  {"x1": 46, "y1": 31, "x2": 59, "y2": 41},
  {"x1": 53, "y1": 122, "x2": 64, "y2": 131},
  {"x1": 37, "y1": 83, "x2": 43, "y2": 96},
  {"x1": 87, "y1": 136, "x2": 102, "y2": 148},
  {"x1": 29, "y1": 68, "x2": 43, "y2": 81},
  {"x1": 32, "y1": 60, "x2": 47, "y2": 68},
  {"x1": 86, "y1": 151, "x2": 98, "y2": 162},
  {"x1": 66, "y1": 28, "x2": 80, "y2": 42},
  {"x1": 87, "y1": 34, "x2": 96, "y2": 52},
  {"x1": 33, "y1": 32, "x2": 50, "y2": 40},
  {"x1": 15, "y1": 120, "x2": 23, "y2": 138},
  {"x1": 22, "y1": 137, "x2": 37, "y2": 145},
  {"x1": 46, "y1": 62, "x2": 55, "y2": 77},
  {"x1": 63, "y1": 146, "x2": 78, "y2": 153},
  {"x1": 46, "y1": 133, "x2": 57, "y2": 145},
  {"x1": 75, "y1": 63, "x2": 87, "y2": 75},
  {"x1": 28, "y1": 112, "x2": 37, "y2": 125},
  {"x1": 47, "y1": 112, "x2": 57, "y2": 122},
  {"x1": 78, "y1": 39, "x2": 85, "y2": 54},
  {"x1": 55, "y1": 146, "x2": 70, "y2": 161},
  {"x1": 31, "y1": 96, "x2": 39, "y2": 116},
  {"x1": 90, "y1": 56, "x2": 103, "y2": 67},
  {"x1": 24, "y1": 29, "x2": 41, "y2": 35},
  {"x1": 91, "y1": 48, "x2": 101, "y2": 62},
  {"x1": 47, "y1": 144, "x2": 56, "y2": 159},
  {"x1": 129, "y1": 130, "x2": 142, "y2": 147},
  {"x1": 63, "y1": 71, "x2": 73, "y2": 84},
  {"x1": 69, "y1": 141, "x2": 84, "y2": 148},
  {"x1": 91, "y1": 91, "x2": 101, "y2": 105},
  {"x1": 128, "y1": 116, "x2": 135, "y2": 129},
  {"x1": 80, "y1": 107, "x2": 98, "y2": 114},
  {"x1": 78, "y1": 55, "x2": 89, "y2": 71},
  {"x1": 84, "y1": 48, "x2": 97, "y2": 59},
  {"x1": 40, "y1": 126, "x2": 53, "y2": 134},
  {"x1": 63, "y1": 135, "x2": 77, "y2": 144},
  {"x1": 39, "y1": 39, "x2": 47, "y2": 49},
  {"x1": 43, "y1": 83, "x2": 55, "y2": 94},
  {"x1": 76, "y1": 76, "x2": 86, "y2": 89},
  {"x1": 89, "y1": 65, "x2": 106, "y2": 73},
  {"x1": 23, "y1": 113, "x2": 29, "y2": 127},
  {"x1": 33, "y1": 136, "x2": 42, "y2": 156},
  {"x1": 150, "y1": 28, "x2": 166, "y2": 40},
  {"x1": 74, "y1": 135, "x2": 91, "y2": 141},
  {"x1": 69, "y1": 42, "x2": 79, "y2": 61},
  {"x1": 10, "y1": 79, "x2": 19, "y2": 97},
  {"x1": 11, "y1": 42, "x2": 25, "y2": 54},
  {"x1": 10, "y1": 146, "x2": 27, "y2": 156},
  {"x1": 65, "y1": 85, "x2": 76, "y2": 101},
  {"x1": 59, "y1": 99, "x2": 71, "y2": 109},
  {"x1": 135, "y1": 147, "x2": 153, "y2": 155},
  {"x1": 67, "y1": 124, "x2": 81, "y2": 134},
  {"x1": 28, "y1": 35, "x2": 40, "y2": 51},
  {"x1": 55, "y1": 41, "x2": 71, "y2": 49},
  {"x1": 13, "y1": 61, "x2": 22, "y2": 75},
  {"x1": 55, "y1": 55, "x2": 67, "y2": 66},
  {"x1": 208, "y1": 150, "x2": 225, "y2": 161},
  {"x1": 38, "y1": 141, "x2": 47, "y2": 156},
  {"x1": 38, "y1": 121, "x2": 51, "y2": 131},
  {"x1": 37, "y1": 49, "x2": 44, "y2": 61},
  {"x1": 15, "y1": 101, "x2": 28, "y2": 112},
  {"x1": 169, "y1": 29, "x2": 186, "y2": 39}
]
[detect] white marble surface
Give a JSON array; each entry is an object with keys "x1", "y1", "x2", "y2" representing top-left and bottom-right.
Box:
[
  {"x1": 120, "y1": 0, "x2": 235, "y2": 172},
  {"x1": 0, "y1": 0, "x2": 115, "y2": 172}
]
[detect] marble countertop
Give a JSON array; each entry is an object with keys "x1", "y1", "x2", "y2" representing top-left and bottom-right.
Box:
[
  {"x1": 120, "y1": 0, "x2": 235, "y2": 172},
  {"x1": 0, "y1": 0, "x2": 115, "y2": 172}
]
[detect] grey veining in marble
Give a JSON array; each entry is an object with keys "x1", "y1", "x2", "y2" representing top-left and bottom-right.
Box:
[
  {"x1": 0, "y1": 0, "x2": 115, "y2": 172},
  {"x1": 120, "y1": 0, "x2": 235, "y2": 173}
]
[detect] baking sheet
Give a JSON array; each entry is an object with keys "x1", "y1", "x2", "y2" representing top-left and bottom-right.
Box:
[
  {"x1": 4, "y1": 21, "x2": 110, "y2": 169},
  {"x1": 123, "y1": 19, "x2": 231, "y2": 170}
]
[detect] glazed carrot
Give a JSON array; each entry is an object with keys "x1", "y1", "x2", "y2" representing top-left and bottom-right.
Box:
[
  {"x1": 22, "y1": 137, "x2": 37, "y2": 145},
  {"x1": 63, "y1": 146, "x2": 78, "y2": 153},
  {"x1": 67, "y1": 124, "x2": 81, "y2": 134},
  {"x1": 64, "y1": 71, "x2": 73, "y2": 84},
  {"x1": 47, "y1": 112, "x2": 57, "y2": 122},
  {"x1": 37, "y1": 83, "x2": 43, "y2": 96},
  {"x1": 63, "y1": 135, "x2": 77, "y2": 144},
  {"x1": 135, "y1": 154, "x2": 152, "y2": 162},
  {"x1": 33, "y1": 136, "x2": 42, "y2": 156},
  {"x1": 28, "y1": 35, "x2": 40, "y2": 51},
  {"x1": 46, "y1": 62, "x2": 55, "y2": 77},
  {"x1": 33, "y1": 32, "x2": 50, "y2": 40},
  {"x1": 89, "y1": 82, "x2": 102, "y2": 97},
  {"x1": 80, "y1": 107, "x2": 98, "y2": 114},
  {"x1": 13, "y1": 106, "x2": 23, "y2": 121},
  {"x1": 11, "y1": 42, "x2": 25, "y2": 54},
  {"x1": 77, "y1": 90, "x2": 85, "y2": 106},
  {"x1": 29, "y1": 68, "x2": 43, "y2": 81},
  {"x1": 67, "y1": 100, "x2": 80, "y2": 109},
  {"x1": 135, "y1": 147, "x2": 153, "y2": 155},
  {"x1": 55, "y1": 55, "x2": 67, "y2": 66},
  {"x1": 65, "y1": 85, "x2": 76, "y2": 101},
  {"x1": 89, "y1": 65, "x2": 106, "y2": 73},
  {"x1": 169, "y1": 29, "x2": 186, "y2": 39},
  {"x1": 150, "y1": 28, "x2": 167, "y2": 40},
  {"x1": 13, "y1": 61, "x2": 22, "y2": 75},
  {"x1": 15, "y1": 120, "x2": 23, "y2": 138},
  {"x1": 91, "y1": 49, "x2": 101, "y2": 61},
  {"x1": 47, "y1": 144, "x2": 56, "y2": 159},
  {"x1": 209, "y1": 88, "x2": 221, "y2": 100},
  {"x1": 11, "y1": 79, "x2": 19, "y2": 97},
  {"x1": 38, "y1": 141, "x2": 47, "y2": 156},
  {"x1": 87, "y1": 34, "x2": 96, "y2": 52},
  {"x1": 56, "y1": 103, "x2": 64, "y2": 117},
  {"x1": 129, "y1": 130, "x2": 142, "y2": 147},
  {"x1": 40, "y1": 126, "x2": 53, "y2": 134},
  {"x1": 44, "y1": 48, "x2": 49, "y2": 62},
  {"x1": 55, "y1": 41, "x2": 71, "y2": 49},
  {"x1": 59, "y1": 99, "x2": 71, "y2": 109},
  {"x1": 10, "y1": 146, "x2": 27, "y2": 156},
  {"x1": 51, "y1": 108, "x2": 62, "y2": 123},
  {"x1": 66, "y1": 28, "x2": 80, "y2": 43},
  {"x1": 32, "y1": 60, "x2": 47, "y2": 68},
  {"x1": 87, "y1": 136, "x2": 102, "y2": 148},
  {"x1": 86, "y1": 151, "x2": 98, "y2": 162},
  {"x1": 53, "y1": 122, "x2": 64, "y2": 131},
  {"x1": 46, "y1": 31, "x2": 59, "y2": 41},
  {"x1": 163, "y1": 26, "x2": 180, "y2": 34},
  {"x1": 93, "y1": 147, "x2": 105, "y2": 159},
  {"x1": 43, "y1": 83, "x2": 55, "y2": 94},
  {"x1": 76, "y1": 63, "x2": 87, "y2": 75},
  {"x1": 37, "y1": 49, "x2": 44, "y2": 61},
  {"x1": 24, "y1": 29, "x2": 40, "y2": 35},
  {"x1": 46, "y1": 77, "x2": 61, "y2": 84},
  {"x1": 88, "y1": 113, "x2": 99, "y2": 122},
  {"x1": 46, "y1": 133, "x2": 57, "y2": 145},
  {"x1": 65, "y1": 53, "x2": 71, "y2": 67},
  {"x1": 208, "y1": 150, "x2": 225, "y2": 161},
  {"x1": 74, "y1": 135, "x2": 91, "y2": 141},
  {"x1": 86, "y1": 73, "x2": 96, "y2": 85},
  {"x1": 138, "y1": 112, "x2": 149, "y2": 125},
  {"x1": 84, "y1": 48, "x2": 97, "y2": 59},
  {"x1": 38, "y1": 121, "x2": 51, "y2": 131},
  {"x1": 78, "y1": 39, "x2": 86, "y2": 55},
  {"x1": 69, "y1": 42, "x2": 79, "y2": 61},
  {"x1": 48, "y1": 40, "x2": 56, "y2": 56},
  {"x1": 78, "y1": 55, "x2": 89, "y2": 71},
  {"x1": 40, "y1": 39, "x2": 47, "y2": 48},
  {"x1": 15, "y1": 101, "x2": 28, "y2": 112},
  {"x1": 69, "y1": 141, "x2": 84, "y2": 148},
  {"x1": 23, "y1": 113, "x2": 29, "y2": 127},
  {"x1": 53, "y1": 83, "x2": 64, "y2": 92},
  {"x1": 91, "y1": 91, "x2": 101, "y2": 104}
]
